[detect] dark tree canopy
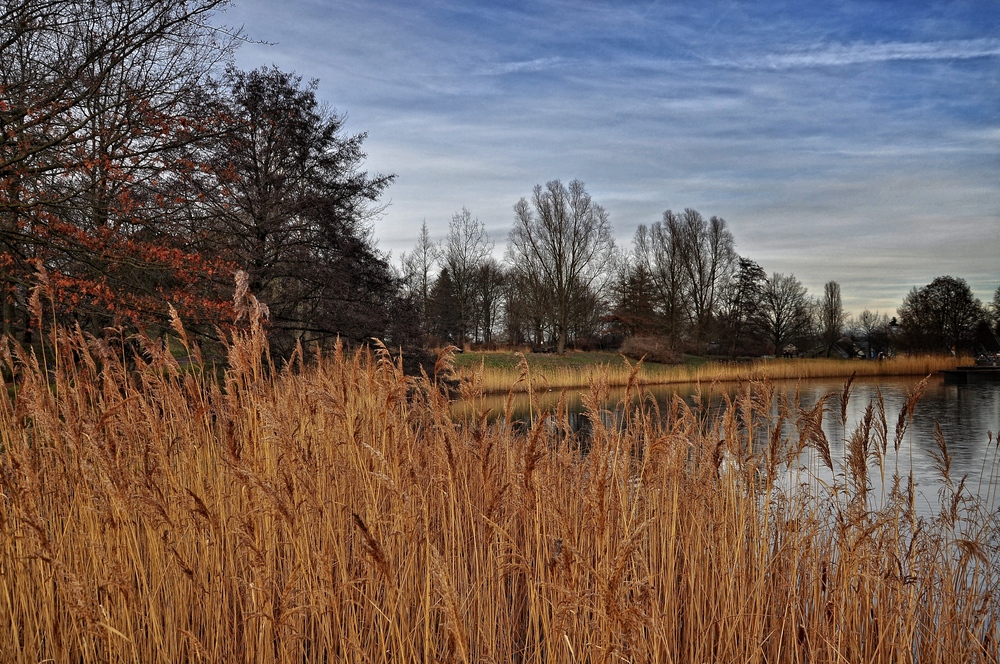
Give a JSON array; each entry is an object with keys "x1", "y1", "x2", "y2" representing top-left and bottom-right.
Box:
[
  {"x1": 426, "y1": 267, "x2": 460, "y2": 344},
  {"x1": 609, "y1": 261, "x2": 660, "y2": 338},
  {"x1": 717, "y1": 257, "x2": 767, "y2": 356},
  {"x1": 898, "y1": 276, "x2": 985, "y2": 353},
  {"x1": 990, "y1": 285, "x2": 1000, "y2": 335},
  {"x1": 2, "y1": 4, "x2": 407, "y2": 353},
  {"x1": 205, "y1": 66, "x2": 397, "y2": 350}
]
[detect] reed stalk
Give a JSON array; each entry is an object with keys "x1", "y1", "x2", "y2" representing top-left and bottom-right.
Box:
[{"x1": 0, "y1": 313, "x2": 994, "y2": 662}]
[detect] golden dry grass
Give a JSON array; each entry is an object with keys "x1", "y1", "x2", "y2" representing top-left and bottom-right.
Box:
[
  {"x1": 0, "y1": 319, "x2": 995, "y2": 662},
  {"x1": 457, "y1": 352, "x2": 965, "y2": 394}
]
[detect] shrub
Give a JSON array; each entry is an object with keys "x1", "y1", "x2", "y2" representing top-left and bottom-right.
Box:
[{"x1": 619, "y1": 335, "x2": 684, "y2": 364}]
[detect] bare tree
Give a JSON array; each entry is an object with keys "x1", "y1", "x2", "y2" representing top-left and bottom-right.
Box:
[
  {"x1": 503, "y1": 244, "x2": 553, "y2": 347},
  {"x1": 472, "y1": 258, "x2": 505, "y2": 345},
  {"x1": 508, "y1": 179, "x2": 613, "y2": 354},
  {"x1": 633, "y1": 216, "x2": 688, "y2": 346},
  {"x1": 676, "y1": 209, "x2": 736, "y2": 344},
  {"x1": 852, "y1": 309, "x2": 890, "y2": 358},
  {"x1": 399, "y1": 219, "x2": 438, "y2": 319},
  {"x1": 631, "y1": 208, "x2": 735, "y2": 348},
  {"x1": 820, "y1": 280, "x2": 845, "y2": 356},
  {"x1": 443, "y1": 207, "x2": 492, "y2": 345},
  {"x1": 760, "y1": 273, "x2": 812, "y2": 356},
  {"x1": 1, "y1": 0, "x2": 234, "y2": 206},
  {"x1": 1, "y1": 0, "x2": 238, "y2": 336}
]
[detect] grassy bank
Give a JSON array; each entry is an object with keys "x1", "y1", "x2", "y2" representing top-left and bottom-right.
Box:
[
  {"x1": 453, "y1": 350, "x2": 965, "y2": 393},
  {"x1": 0, "y1": 326, "x2": 995, "y2": 662}
]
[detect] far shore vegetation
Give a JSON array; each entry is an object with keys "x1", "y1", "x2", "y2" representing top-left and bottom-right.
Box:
[{"x1": 451, "y1": 349, "x2": 967, "y2": 394}]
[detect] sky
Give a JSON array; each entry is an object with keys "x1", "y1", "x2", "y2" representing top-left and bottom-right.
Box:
[{"x1": 217, "y1": 0, "x2": 1000, "y2": 317}]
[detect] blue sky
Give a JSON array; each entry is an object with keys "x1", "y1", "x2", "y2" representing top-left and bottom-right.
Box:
[{"x1": 219, "y1": 0, "x2": 999, "y2": 316}]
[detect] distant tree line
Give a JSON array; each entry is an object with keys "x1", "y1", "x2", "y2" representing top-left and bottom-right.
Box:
[
  {"x1": 405, "y1": 199, "x2": 847, "y2": 358},
  {"x1": 404, "y1": 192, "x2": 997, "y2": 358},
  {"x1": 3, "y1": 0, "x2": 997, "y2": 360}
]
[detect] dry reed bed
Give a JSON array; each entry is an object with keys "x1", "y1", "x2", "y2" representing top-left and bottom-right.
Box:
[
  {"x1": 459, "y1": 354, "x2": 964, "y2": 394},
  {"x1": 0, "y1": 324, "x2": 996, "y2": 663}
]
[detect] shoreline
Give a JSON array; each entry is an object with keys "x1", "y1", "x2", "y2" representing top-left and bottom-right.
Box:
[{"x1": 452, "y1": 352, "x2": 965, "y2": 394}]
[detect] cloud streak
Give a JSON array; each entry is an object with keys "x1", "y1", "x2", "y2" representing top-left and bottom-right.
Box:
[
  {"x1": 723, "y1": 38, "x2": 1000, "y2": 69},
  {"x1": 477, "y1": 57, "x2": 565, "y2": 76}
]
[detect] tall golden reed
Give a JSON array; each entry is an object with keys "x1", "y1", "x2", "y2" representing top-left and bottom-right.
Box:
[{"x1": 0, "y1": 309, "x2": 995, "y2": 661}]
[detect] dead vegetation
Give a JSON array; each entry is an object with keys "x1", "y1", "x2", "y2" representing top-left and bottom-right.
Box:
[
  {"x1": 0, "y1": 307, "x2": 996, "y2": 662},
  {"x1": 459, "y1": 351, "x2": 963, "y2": 394}
]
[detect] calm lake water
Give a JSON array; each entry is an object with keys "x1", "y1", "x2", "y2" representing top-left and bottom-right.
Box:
[{"x1": 465, "y1": 375, "x2": 1000, "y2": 515}]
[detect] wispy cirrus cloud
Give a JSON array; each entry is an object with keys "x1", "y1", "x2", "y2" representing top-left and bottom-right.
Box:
[
  {"x1": 477, "y1": 57, "x2": 565, "y2": 76},
  {"x1": 722, "y1": 38, "x2": 1000, "y2": 69},
  {"x1": 224, "y1": 0, "x2": 1000, "y2": 311}
]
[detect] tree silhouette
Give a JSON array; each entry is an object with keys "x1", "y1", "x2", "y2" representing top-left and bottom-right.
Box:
[
  {"x1": 759, "y1": 272, "x2": 812, "y2": 356},
  {"x1": 898, "y1": 276, "x2": 984, "y2": 353},
  {"x1": 203, "y1": 66, "x2": 397, "y2": 351}
]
